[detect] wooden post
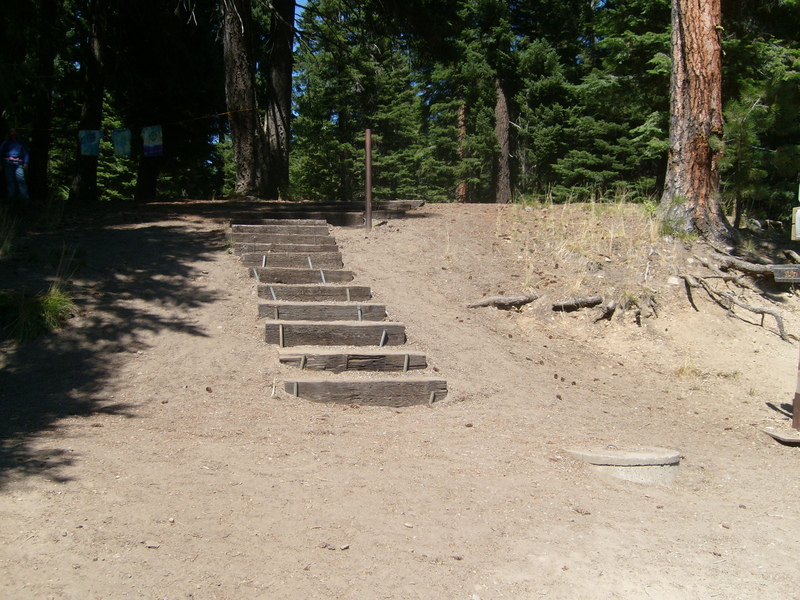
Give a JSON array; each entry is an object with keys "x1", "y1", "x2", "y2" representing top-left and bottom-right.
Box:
[
  {"x1": 794, "y1": 346, "x2": 800, "y2": 430},
  {"x1": 365, "y1": 128, "x2": 372, "y2": 231}
]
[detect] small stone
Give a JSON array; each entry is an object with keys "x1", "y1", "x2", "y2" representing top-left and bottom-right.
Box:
[
  {"x1": 404, "y1": 523, "x2": 414, "y2": 529},
  {"x1": 143, "y1": 541, "x2": 160, "y2": 548},
  {"x1": 340, "y1": 544, "x2": 350, "y2": 550}
]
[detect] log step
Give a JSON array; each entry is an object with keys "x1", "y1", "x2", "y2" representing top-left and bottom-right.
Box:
[
  {"x1": 231, "y1": 223, "x2": 330, "y2": 236},
  {"x1": 259, "y1": 301, "x2": 386, "y2": 321},
  {"x1": 265, "y1": 321, "x2": 406, "y2": 347},
  {"x1": 279, "y1": 349, "x2": 427, "y2": 373},
  {"x1": 240, "y1": 252, "x2": 343, "y2": 269},
  {"x1": 258, "y1": 284, "x2": 372, "y2": 302},
  {"x1": 234, "y1": 242, "x2": 338, "y2": 255},
  {"x1": 283, "y1": 378, "x2": 447, "y2": 407},
  {"x1": 230, "y1": 233, "x2": 337, "y2": 246},
  {"x1": 250, "y1": 267, "x2": 354, "y2": 284}
]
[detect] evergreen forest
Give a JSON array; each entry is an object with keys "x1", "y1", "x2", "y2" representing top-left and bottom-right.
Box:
[{"x1": 1, "y1": 0, "x2": 799, "y2": 222}]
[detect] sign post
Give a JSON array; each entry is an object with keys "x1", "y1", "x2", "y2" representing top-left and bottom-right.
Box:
[{"x1": 365, "y1": 129, "x2": 372, "y2": 231}]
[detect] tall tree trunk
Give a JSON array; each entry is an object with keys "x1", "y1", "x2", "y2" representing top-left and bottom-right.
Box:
[
  {"x1": 69, "y1": 0, "x2": 105, "y2": 205},
  {"x1": 263, "y1": 0, "x2": 295, "y2": 200},
  {"x1": 222, "y1": 0, "x2": 267, "y2": 196},
  {"x1": 493, "y1": 77, "x2": 511, "y2": 205},
  {"x1": 29, "y1": 0, "x2": 57, "y2": 203},
  {"x1": 456, "y1": 101, "x2": 469, "y2": 203},
  {"x1": 659, "y1": 0, "x2": 731, "y2": 242}
]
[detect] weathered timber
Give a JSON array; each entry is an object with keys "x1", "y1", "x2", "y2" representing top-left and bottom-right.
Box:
[
  {"x1": 250, "y1": 267, "x2": 354, "y2": 284},
  {"x1": 283, "y1": 378, "x2": 447, "y2": 407},
  {"x1": 233, "y1": 211, "x2": 403, "y2": 227},
  {"x1": 279, "y1": 349, "x2": 427, "y2": 373},
  {"x1": 230, "y1": 223, "x2": 330, "y2": 236},
  {"x1": 231, "y1": 218, "x2": 329, "y2": 226},
  {"x1": 552, "y1": 295, "x2": 603, "y2": 312},
  {"x1": 258, "y1": 301, "x2": 386, "y2": 321},
  {"x1": 257, "y1": 284, "x2": 372, "y2": 302},
  {"x1": 467, "y1": 293, "x2": 539, "y2": 310},
  {"x1": 230, "y1": 233, "x2": 338, "y2": 246},
  {"x1": 234, "y1": 242, "x2": 338, "y2": 255},
  {"x1": 265, "y1": 321, "x2": 406, "y2": 347},
  {"x1": 240, "y1": 252, "x2": 343, "y2": 269}
]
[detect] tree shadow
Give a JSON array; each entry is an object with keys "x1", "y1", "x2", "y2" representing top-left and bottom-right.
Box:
[{"x1": 0, "y1": 206, "x2": 230, "y2": 488}]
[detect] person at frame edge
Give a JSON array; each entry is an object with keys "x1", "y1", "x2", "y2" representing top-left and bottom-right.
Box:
[{"x1": 0, "y1": 128, "x2": 30, "y2": 201}]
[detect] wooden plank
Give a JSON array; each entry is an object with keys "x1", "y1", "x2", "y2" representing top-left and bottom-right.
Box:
[
  {"x1": 231, "y1": 218, "x2": 329, "y2": 226},
  {"x1": 231, "y1": 223, "x2": 330, "y2": 236},
  {"x1": 240, "y1": 252, "x2": 343, "y2": 269},
  {"x1": 234, "y1": 242, "x2": 338, "y2": 254},
  {"x1": 250, "y1": 267, "x2": 354, "y2": 284},
  {"x1": 258, "y1": 301, "x2": 386, "y2": 321},
  {"x1": 279, "y1": 350, "x2": 426, "y2": 373},
  {"x1": 283, "y1": 378, "x2": 447, "y2": 407},
  {"x1": 257, "y1": 284, "x2": 372, "y2": 302},
  {"x1": 230, "y1": 233, "x2": 338, "y2": 246},
  {"x1": 265, "y1": 321, "x2": 406, "y2": 347}
]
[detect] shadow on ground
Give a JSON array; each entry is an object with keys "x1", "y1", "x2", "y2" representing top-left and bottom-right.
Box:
[{"x1": 0, "y1": 203, "x2": 231, "y2": 488}]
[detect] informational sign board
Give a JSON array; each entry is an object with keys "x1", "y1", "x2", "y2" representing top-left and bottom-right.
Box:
[
  {"x1": 771, "y1": 264, "x2": 800, "y2": 282},
  {"x1": 793, "y1": 206, "x2": 800, "y2": 241}
]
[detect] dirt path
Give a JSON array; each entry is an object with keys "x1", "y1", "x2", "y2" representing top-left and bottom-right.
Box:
[{"x1": 1, "y1": 201, "x2": 799, "y2": 600}]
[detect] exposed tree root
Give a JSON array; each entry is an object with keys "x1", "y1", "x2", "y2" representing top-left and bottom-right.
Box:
[{"x1": 467, "y1": 293, "x2": 539, "y2": 310}]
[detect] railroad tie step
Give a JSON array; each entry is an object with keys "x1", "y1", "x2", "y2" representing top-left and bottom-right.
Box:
[
  {"x1": 250, "y1": 267, "x2": 354, "y2": 284},
  {"x1": 283, "y1": 378, "x2": 447, "y2": 407},
  {"x1": 279, "y1": 348, "x2": 427, "y2": 373},
  {"x1": 240, "y1": 251, "x2": 343, "y2": 269},
  {"x1": 259, "y1": 301, "x2": 386, "y2": 321},
  {"x1": 257, "y1": 284, "x2": 372, "y2": 302},
  {"x1": 230, "y1": 223, "x2": 331, "y2": 236},
  {"x1": 230, "y1": 233, "x2": 338, "y2": 246},
  {"x1": 265, "y1": 321, "x2": 406, "y2": 347},
  {"x1": 233, "y1": 242, "x2": 339, "y2": 255}
]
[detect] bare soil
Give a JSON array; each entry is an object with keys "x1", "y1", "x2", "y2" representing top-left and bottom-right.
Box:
[{"x1": 1, "y1": 200, "x2": 799, "y2": 600}]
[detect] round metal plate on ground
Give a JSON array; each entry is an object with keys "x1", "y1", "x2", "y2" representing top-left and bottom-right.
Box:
[{"x1": 566, "y1": 446, "x2": 681, "y2": 484}]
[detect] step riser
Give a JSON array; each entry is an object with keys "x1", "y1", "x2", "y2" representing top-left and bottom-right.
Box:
[
  {"x1": 259, "y1": 303, "x2": 386, "y2": 321},
  {"x1": 257, "y1": 285, "x2": 372, "y2": 302},
  {"x1": 283, "y1": 380, "x2": 447, "y2": 407},
  {"x1": 234, "y1": 243, "x2": 338, "y2": 254},
  {"x1": 231, "y1": 234, "x2": 338, "y2": 246},
  {"x1": 251, "y1": 268, "x2": 354, "y2": 284},
  {"x1": 231, "y1": 224, "x2": 330, "y2": 236},
  {"x1": 280, "y1": 352, "x2": 427, "y2": 373},
  {"x1": 265, "y1": 323, "x2": 406, "y2": 347},
  {"x1": 241, "y1": 253, "x2": 343, "y2": 269}
]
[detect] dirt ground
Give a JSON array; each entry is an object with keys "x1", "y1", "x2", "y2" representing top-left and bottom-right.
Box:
[{"x1": 1, "y1": 200, "x2": 799, "y2": 600}]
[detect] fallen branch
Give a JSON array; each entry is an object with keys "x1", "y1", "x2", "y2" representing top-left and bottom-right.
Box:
[
  {"x1": 467, "y1": 293, "x2": 539, "y2": 310},
  {"x1": 552, "y1": 295, "x2": 603, "y2": 312}
]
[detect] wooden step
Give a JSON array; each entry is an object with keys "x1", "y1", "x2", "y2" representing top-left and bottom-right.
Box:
[
  {"x1": 265, "y1": 321, "x2": 406, "y2": 347},
  {"x1": 231, "y1": 223, "x2": 330, "y2": 236},
  {"x1": 234, "y1": 242, "x2": 338, "y2": 254},
  {"x1": 259, "y1": 301, "x2": 386, "y2": 321},
  {"x1": 240, "y1": 252, "x2": 343, "y2": 269},
  {"x1": 283, "y1": 378, "x2": 447, "y2": 407},
  {"x1": 279, "y1": 348, "x2": 427, "y2": 373},
  {"x1": 230, "y1": 233, "x2": 338, "y2": 246},
  {"x1": 258, "y1": 284, "x2": 372, "y2": 302},
  {"x1": 251, "y1": 267, "x2": 354, "y2": 284},
  {"x1": 231, "y1": 218, "x2": 329, "y2": 226}
]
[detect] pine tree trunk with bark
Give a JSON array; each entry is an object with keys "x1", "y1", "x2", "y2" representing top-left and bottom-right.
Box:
[
  {"x1": 493, "y1": 77, "x2": 511, "y2": 205},
  {"x1": 659, "y1": 0, "x2": 732, "y2": 242},
  {"x1": 222, "y1": 0, "x2": 267, "y2": 196},
  {"x1": 456, "y1": 101, "x2": 469, "y2": 203},
  {"x1": 69, "y1": 0, "x2": 104, "y2": 205},
  {"x1": 263, "y1": 0, "x2": 295, "y2": 200}
]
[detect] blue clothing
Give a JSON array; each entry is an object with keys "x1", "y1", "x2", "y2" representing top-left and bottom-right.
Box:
[
  {"x1": 3, "y1": 161, "x2": 28, "y2": 200},
  {"x1": 1, "y1": 138, "x2": 30, "y2": 200},
  {"x1": 0, "y1": 138, "x2": 30, "y2": 166}
]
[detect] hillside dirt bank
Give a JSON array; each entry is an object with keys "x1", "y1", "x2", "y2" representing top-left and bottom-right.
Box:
[{"x1": 1, "y1": 200, "x2": 799, "y2": 599}]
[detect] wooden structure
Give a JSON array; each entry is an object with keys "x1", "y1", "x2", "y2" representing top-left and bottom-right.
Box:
[{"x1": 229, "y1": 212, "x2": 447, "y2": 406}]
